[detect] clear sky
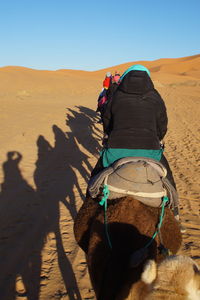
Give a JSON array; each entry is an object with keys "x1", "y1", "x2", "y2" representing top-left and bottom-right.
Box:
[{"x1": 0, "y1": 0, "x2": 199, "y2": 71}]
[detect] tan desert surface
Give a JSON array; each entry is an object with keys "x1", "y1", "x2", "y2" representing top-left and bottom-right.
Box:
[{"x1": 0, "y1": 54, "x2": 199, "y2": 299}]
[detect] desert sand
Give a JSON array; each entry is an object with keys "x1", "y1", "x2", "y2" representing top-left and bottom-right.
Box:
[{"x1": 0, "y1": 54, "x2": 199, "y2": 299}]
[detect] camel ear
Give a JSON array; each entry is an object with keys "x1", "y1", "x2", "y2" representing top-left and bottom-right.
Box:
[
  {"x1": 193, "y1": 264, "x2": 200, "y2": 274},
  {"x1": 141, "y1": 260, "x2": 157, "y2": 284}
]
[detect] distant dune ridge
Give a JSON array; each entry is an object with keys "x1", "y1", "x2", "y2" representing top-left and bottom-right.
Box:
[
  {"x1": 0, "y1": 54, "x2": 199, "y2": 300},
  {"x1": 0, "y1": 54, "x2": 200, "y2": 88}
]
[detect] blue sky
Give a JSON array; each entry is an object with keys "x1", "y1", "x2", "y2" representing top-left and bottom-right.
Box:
[{"x1": 0, "y1": 0, "x2": 199, "y2": 71}]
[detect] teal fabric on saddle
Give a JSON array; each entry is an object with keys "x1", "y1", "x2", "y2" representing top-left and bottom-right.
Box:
[{"x1": 101, "y1": 148, "x2": 163, "y2": 168}]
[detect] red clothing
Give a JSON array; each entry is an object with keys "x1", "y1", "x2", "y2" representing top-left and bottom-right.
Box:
[{"x1": 103, "y1": 76, "x2": 111, "y2": 89}]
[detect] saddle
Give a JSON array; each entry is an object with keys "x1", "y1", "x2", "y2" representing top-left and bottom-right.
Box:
[{"x1": 88, "y1": 157, "x2": 178, "y2": 209}]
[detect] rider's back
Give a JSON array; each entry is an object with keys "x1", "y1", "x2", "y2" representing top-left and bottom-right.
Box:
[{"x1": 103, "y1": 70, "x2": 168, "y2": 150}]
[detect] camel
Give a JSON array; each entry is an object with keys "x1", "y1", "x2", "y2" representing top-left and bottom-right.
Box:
[
  {"x1": 74, "y1": 194, "x2": 182, "y2": 300},
  {"x1": 141, "y1": 255, "x2": 200, "y2": 300}
]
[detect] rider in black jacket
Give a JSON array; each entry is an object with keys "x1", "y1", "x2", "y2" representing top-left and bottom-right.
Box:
[
  {"x1": 103, "y1": 69, "x2": 167, "y2": 150},
  {"x1": 93, "y1": 65, "x2": 176, "y2": 190},
  {"x1": 91, "y1": 65, "x2": 185, "y2": 229}
]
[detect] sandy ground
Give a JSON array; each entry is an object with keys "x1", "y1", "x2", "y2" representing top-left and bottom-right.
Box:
[{"x1": 0, "y1": 55, "x2": 199, "y2": 299}]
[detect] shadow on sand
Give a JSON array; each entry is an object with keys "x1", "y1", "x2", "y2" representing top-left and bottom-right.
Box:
[{"x1": 0, "y1": 106, "x2": 101, "y2": 299}]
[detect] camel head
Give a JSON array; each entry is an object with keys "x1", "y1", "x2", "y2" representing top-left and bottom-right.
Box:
[{"x1": 141, "y1": 255, "x2": 200, "y2": 300}]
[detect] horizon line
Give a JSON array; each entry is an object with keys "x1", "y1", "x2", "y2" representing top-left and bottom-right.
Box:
[{"x1": 0, "y1": 53, "x2": 200, "y2": 73}]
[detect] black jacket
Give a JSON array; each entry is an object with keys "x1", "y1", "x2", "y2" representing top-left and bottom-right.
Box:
[{"x1": 102, "y1": 70, "x2": 168, "y2": 150}]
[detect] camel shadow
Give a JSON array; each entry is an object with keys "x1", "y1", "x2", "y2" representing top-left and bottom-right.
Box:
[
  {"x1": 34, "y1": 123, "x2": 98, "y2": 299},
  {"x1": 66, "y1": 106, "x2": 102, "y2": 157},
  {"x1": 0, "y1": 104, "x2": 102, "y2": 299},
  {"x1": 0, "y1": 122, "x2": 99, "y2": 299}
]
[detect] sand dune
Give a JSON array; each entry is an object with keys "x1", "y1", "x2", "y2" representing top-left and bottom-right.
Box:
[{"x1": 0, "y1": 54, "x2": 199, "y2": 299}]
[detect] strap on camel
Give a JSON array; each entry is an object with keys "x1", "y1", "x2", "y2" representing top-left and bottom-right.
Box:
[
  {"x1": 129, "y1": 195, "x2": 169, "y2": 268},
  {"x1": 99, "y1": 184, "x2": 112, "y2": 249},
  {"x1": 99, "y1": 184, "x2": 169, "y2": 254}
]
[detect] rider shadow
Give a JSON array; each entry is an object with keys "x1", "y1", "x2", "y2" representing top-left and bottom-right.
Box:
[
  {"x1": 34, "y1": 125, "x2": 90, "y2": 299},
  {"x1": 75, "y1": 105, "x2": 102, "y2": 132},
  {"x1": 65, "y1": 130, "x2": 92, "y2": 185},
  {"x1": 0, "y1": 113, "x2": 101, "y2": 299},
  {"x1": 32, "y1": 121, "x2": 102, "y2": 299},
  {"x1": 0, "y1": 123, "x2": 92, "y2": 300},
  {"x1": 66, "y1": 106, "x2": 102, "y2": 158},
  {"x1": 34, "y1": 126, "x2": 86, "y2": 219},
  {"x1": 0, "y1": 152, "x2": 43, "y2": 300}
]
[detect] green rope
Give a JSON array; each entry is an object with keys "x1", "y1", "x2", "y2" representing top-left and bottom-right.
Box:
[
  {"x1": 99, "y1": 184, "x2": 109, "y2": 208},
  {"x1": 99, "y1": 184, "x2": 112, "y2": 249},
  {"x1": 99, "y1": 188, "x2": 168, "y2": 251},
  {"x1": 145, "y1": 196, "x2": 168, "y2": 249}
]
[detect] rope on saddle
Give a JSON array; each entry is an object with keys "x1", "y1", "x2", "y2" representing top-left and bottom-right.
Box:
[
  {"x1": 144, "y1": 195, "x2": 168, "y2": 249},
  {"x1": 129, "y1": 196, "x2": 169, "y2": 268},
  {"x1": 99, "y1": 184, "x2": 112, "y2": 249},
  {"x1": 99, "y1": 183, "x2": 169, "y2": 251}
]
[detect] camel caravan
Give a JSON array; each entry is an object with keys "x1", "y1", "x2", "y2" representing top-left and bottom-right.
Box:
[{"x1": 74, "y1": 66, "x2": 200, "y2": 299}]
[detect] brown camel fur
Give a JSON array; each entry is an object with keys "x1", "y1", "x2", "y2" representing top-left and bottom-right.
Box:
[{"x1": 74, "y1": 195, "x2": 182, "y2": 300}]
